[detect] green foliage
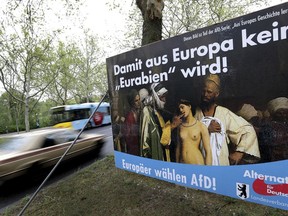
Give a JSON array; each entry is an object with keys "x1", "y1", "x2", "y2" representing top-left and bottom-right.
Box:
[
  {"x1": 72, "y1": 31, "x2": 107, "y2": 103},
  {"x1": 0, "y1": 0, "x2": 86, "y2": 131}
]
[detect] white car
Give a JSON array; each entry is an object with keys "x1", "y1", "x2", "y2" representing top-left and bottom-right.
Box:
[{"x1": 0, "y1": 128, "x2": 105, "y2": 183}]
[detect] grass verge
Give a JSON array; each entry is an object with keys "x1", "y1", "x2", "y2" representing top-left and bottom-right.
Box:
[{"x1": 1, "y1": 156, "x2": 288, "y2": 216}]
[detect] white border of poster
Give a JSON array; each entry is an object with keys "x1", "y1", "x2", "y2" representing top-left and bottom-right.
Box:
[{"x1": 106, "y1": 3, "x2": 288, "y2": 210}]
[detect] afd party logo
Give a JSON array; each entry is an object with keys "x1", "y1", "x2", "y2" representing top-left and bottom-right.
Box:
[
  {"x1": 236, "y1": 182, "x2": 250, "y2": 199},
  {"x1": 252, "y1": 178, "x2": 288, "y2": 197}
]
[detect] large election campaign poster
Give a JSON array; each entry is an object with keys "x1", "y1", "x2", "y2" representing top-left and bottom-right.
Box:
[{"x1": 106, "y1": 3, "x2": 288, "y2": 210}]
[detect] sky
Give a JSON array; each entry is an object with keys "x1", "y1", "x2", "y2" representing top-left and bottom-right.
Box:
[
  {"x1": 81, "y1": 1, "x2": 130, "y2": 37},
  {"x1": 80, "y1": 0, "x2": 132, "y2": 56},
  {"x1": 46, "y1": 0, "x2": 133, "y2": 58}
]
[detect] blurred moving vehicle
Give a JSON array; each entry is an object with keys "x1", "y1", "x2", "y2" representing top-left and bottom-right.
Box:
[
  {"x1": 0, "y1": 128, "x2": 105, "y2": 184},
  {"x1": 50, "y1": 102, "x2": 111, "y2": 130}
]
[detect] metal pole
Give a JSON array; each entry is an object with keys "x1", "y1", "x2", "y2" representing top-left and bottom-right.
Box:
[{"x1": 18, "y1": 91, "x2": 108, "y2": 216}]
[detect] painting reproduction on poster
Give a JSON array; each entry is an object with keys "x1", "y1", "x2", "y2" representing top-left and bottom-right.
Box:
[{"x1": 106, "y1": 2, "x2": 288, "y2": 210}]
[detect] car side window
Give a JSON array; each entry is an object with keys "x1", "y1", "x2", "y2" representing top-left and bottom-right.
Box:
[
  {"x1": 45, "y1": 130, "x2": 80, "y2": 145},
  {"x1": 42, "y1": 138, "x2": 56, "y2": 148}
]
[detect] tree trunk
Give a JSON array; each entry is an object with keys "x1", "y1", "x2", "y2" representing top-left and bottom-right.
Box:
[
  {"x1": 25, "y1": 96, "x2": 30, "y2": 132},
  {"x1": 136, "y1": 0, "x2": 164, "y2": 46},
  {"x1": 25, "y1": 71, "x2": 31, "y2": 132}
]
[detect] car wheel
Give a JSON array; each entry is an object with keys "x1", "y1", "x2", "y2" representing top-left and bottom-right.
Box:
[
  {"x1": 27, "y1": 162, "x2": 41, "y2": 176},
  {"x1": 94, "y1": 140, "x2": 105, "y2": 156}
]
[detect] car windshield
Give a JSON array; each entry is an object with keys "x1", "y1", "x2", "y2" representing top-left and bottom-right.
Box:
[{"x1": 0, "y1": 136, "x2": 31, "y2": 152}]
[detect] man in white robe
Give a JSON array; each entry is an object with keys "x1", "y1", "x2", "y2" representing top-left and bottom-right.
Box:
[{"x1": 195, "y1": 74, "x2": 260, "y2": 166}]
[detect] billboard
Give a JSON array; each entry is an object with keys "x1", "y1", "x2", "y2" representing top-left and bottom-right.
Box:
[{"x1": 106, "y1": 3, "x2": 288, "y2": 210}]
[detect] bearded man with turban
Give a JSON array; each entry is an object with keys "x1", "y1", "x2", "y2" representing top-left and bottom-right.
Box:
[{"x1": 194, "y1": 74, "x2": 261, "y2": 165}]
